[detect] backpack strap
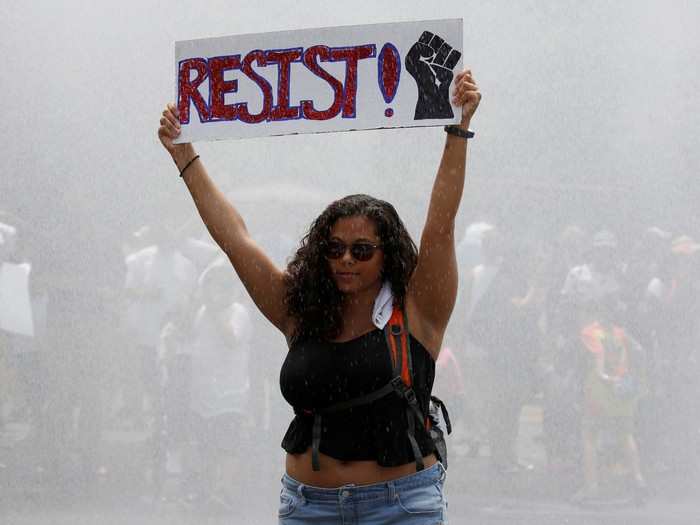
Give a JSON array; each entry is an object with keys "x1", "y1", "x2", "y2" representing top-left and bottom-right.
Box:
[
  {"x1": 384, "y1": 307, "x2": 426, "y2": 471},
  {"x1": 428, "y1": 394, "x2": 452, "y2": 434}
]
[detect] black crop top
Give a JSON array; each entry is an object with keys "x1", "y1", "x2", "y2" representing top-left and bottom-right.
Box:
[{"x1": 279, "y1": 329, "x2": 436, "y2": 466}]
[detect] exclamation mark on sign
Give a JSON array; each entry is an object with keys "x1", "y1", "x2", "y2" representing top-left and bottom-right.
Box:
[{"x1": 378, "y1": 43, "x2": 401, "y2": 117}]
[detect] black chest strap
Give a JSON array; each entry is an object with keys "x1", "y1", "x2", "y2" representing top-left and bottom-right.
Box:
[{"x1": 301, "y1": 307, "x2": 431, "y2": 472}]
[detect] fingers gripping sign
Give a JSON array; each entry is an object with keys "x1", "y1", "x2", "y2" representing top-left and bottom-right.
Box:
[
  {"x1": 158, "y1": 103, "x2": 184, "y2": 157},
  {"x1": 452, "y1": 70, "x2": 481, "y2": 124},
  {"x1": 405, "y1": 31, "x2": 462, "y2": 120}
]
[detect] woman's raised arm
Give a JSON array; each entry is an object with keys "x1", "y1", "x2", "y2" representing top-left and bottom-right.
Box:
[
  {"x1": 407, "y1": 70, "x2": 481, "y2": 355},
  {"x1": 158, "y1": 103, "x2": 291, "y2": 337}
]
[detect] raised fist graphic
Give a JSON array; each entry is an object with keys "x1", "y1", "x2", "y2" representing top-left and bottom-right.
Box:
[{"x1": 405, "y1": 31, "x2": 462, "y2": 120}]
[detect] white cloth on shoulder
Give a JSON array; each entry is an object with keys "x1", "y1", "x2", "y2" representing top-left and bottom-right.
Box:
[{"x1": 372, "y1": 281, "x2": 394, "y2": 330}]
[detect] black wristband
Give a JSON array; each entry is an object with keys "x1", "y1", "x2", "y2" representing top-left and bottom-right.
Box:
[
  {"x1": 179, "y1": 155, "x2": 200, "y2": 178},
  {"x1": 444, "y1": 125, "x2": 475, "y2": 139}
]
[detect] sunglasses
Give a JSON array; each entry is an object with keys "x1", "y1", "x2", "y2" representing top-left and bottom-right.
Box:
[{"x1": 323, "y1": 239, "x2": 382, "y2": 261}]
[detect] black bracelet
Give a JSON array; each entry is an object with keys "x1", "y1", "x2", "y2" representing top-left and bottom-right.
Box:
[
  {"x1": 179, "y1": 155, "x2": 200, "y2": 178},
  {"x1": 444, "y1": 125, "x2": 475, "y2": 139}
]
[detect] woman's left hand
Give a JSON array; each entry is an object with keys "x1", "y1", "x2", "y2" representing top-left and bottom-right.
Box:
[{"x1": 452, "y1": 69, "x2": 481, "y2": 127}]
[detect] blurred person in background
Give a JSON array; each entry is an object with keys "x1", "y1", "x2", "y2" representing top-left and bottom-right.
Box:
[
  {"x1": 561, "y1": 230, "x2": 624, "y2": 318},
  {"x1": 120, "y1": 222, "x2": 198, "y2": 431},
  {"x1": 573, "y1": 293, "x2": 648, "y2": 505},
  {"x1": 646, "y1": 235, "x2": 700, "y2": 474},
  {"x1": 35, "y1": 216, "x2": 125, "y2": 496},
  {"x1": 624, "y1": 227, "x2": 673, "y2": 351},
  {"x1": 177, "y1": 217, "x2": 225, "y2": 273},
  {"x1": 625, "y1": 227, "x2": 674, "y2": 475},
  {"x1": 0, "y1": 220, "x2": 49, "y2": 466},
  {"x1": 0, "y1": 222, "x2": 21, "y2": 437},
  {"x1": 448, "y1": 220, "x2": 497, "y2": 459},
  {"x1": 624, "y1": 227, "x2": 673, "y2": 333},
  {"x1": 456, "y1": 220, "x2": 495, "y2": 280},
  {"x1": 538, "y1": 225, "x2": 588, "y2": 471},
  {"x1": 0, "y1": 229, "x2": 5, "y2": 434},
  {"x1": 467, "y1": 228, "x2": 538, "y2": 474},
  {"x1": 0, "y1": 222, "x2": 17, "y2": 431},
  {"x1": 168, "y1": 259, "x2": 253, "y2": 511},
  {"x1": 551, "y1": 230, "x2": 625, "y2": 472}
]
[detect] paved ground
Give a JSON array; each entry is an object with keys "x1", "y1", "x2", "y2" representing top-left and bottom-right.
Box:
[{"x1": 2, "y1": 406, "x2": 699, "y2": 524}]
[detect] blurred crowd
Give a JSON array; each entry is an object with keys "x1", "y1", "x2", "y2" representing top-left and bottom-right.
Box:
[
  {"x1": 1, "y1": 209, "x2": 699, "y2": 511},
  {"x1": 447, "y1": 221, "x2": 700, "y2": 505},
  {"x1": 0, "y1": 212, "x2": 272, "y2": 511}
]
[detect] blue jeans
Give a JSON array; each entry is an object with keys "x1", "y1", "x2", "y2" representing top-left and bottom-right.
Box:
[{"x1": 278, "y1": 462, "x2": 448, "y2": 524}]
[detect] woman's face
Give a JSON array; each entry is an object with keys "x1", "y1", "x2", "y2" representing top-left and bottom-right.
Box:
[{"x1": 326, "y1": 215, "x2": 384, "y2": 295}]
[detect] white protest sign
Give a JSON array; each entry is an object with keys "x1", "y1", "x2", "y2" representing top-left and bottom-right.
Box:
[
  {"x1": 0, "y1": 262, "x2": 34, "y2": 337},
  {"x1": 174, "y1": 18, "x2": 463, "y2": 142}
]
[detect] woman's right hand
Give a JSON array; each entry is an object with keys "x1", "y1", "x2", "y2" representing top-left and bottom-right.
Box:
[{"x1": 158, "y1": 103, "x2": 192, "y2": 164}]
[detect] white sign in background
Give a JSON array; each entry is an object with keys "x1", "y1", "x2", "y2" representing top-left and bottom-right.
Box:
[
  {"x1": 0, "y1": 262, "x2": 34, "y2": 337},
  {"x1": 174, "y1": 18, "x2": 463, "y2": 142}
]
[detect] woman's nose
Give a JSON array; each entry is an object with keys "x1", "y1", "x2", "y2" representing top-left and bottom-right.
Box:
[{"x1": 340, "y1": 247, "x2": 355, "y2": 263}]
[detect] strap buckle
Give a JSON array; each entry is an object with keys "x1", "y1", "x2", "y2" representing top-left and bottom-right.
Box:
[
  {"x1": 390, "y1": 375, "x2": 405, "y2": 393},
  {"x1": 390, "y1": 376, "x2": 418, "y2": 405}
]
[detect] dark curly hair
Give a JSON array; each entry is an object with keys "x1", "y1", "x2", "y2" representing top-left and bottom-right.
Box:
[{"x1": 284, "y1": 194, "x2": 418, "y2": 343}]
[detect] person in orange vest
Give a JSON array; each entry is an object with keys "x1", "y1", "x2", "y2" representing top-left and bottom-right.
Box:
[{"x1": 573, "y1": 293, "x2": 649, "y2": 505}]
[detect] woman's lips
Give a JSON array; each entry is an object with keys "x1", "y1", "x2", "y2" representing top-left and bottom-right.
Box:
[{"x1": 336, "y1": 272, "x2": 359, "y2": 282}]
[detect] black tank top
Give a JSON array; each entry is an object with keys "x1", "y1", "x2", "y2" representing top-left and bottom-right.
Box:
[{"x1": 279, "y1": 329, "x2": 436, "y2": 466}]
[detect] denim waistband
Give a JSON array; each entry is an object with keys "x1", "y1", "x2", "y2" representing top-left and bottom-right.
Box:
[{"x1": 281, "y1": 462, "x2": 445, "y2": 503}]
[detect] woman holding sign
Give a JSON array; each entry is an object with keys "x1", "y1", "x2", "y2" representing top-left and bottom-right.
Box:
[{"x1": 158, "y1": 68, "x2": 480, "y2": 523}]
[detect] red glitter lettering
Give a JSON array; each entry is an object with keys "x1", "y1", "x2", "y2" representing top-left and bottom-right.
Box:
[
  {"x1": 209, "y1": 55, "x2": 241, "y2": 121},
  {"x1": 237, "y1": 50, "x2": 273, "y2": 124},
  {"x1": 265, "y1": 49, "x2": 303, "y2": 121},
  {"x1": 301, "y1": 46, "x2": 344, "y2": 120},
  {"x1": 178, "y1": 58, "x2": 210, "y2": 124},
  {"x1": 330, "y1": 45, "x2": 376, "y2": 118}
]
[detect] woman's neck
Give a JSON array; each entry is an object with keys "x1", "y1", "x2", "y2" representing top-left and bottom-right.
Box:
[{"x1": 338, "y1": 282, "x2": 383, "y2": 336}]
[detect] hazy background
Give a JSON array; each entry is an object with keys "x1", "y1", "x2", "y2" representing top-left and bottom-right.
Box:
[
  {"x1": 1, "y1": 1, "x2": 699, "y2": 523},
  {"x1": 3, "y1": 0, "x2": 698, "y2": 240}
]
